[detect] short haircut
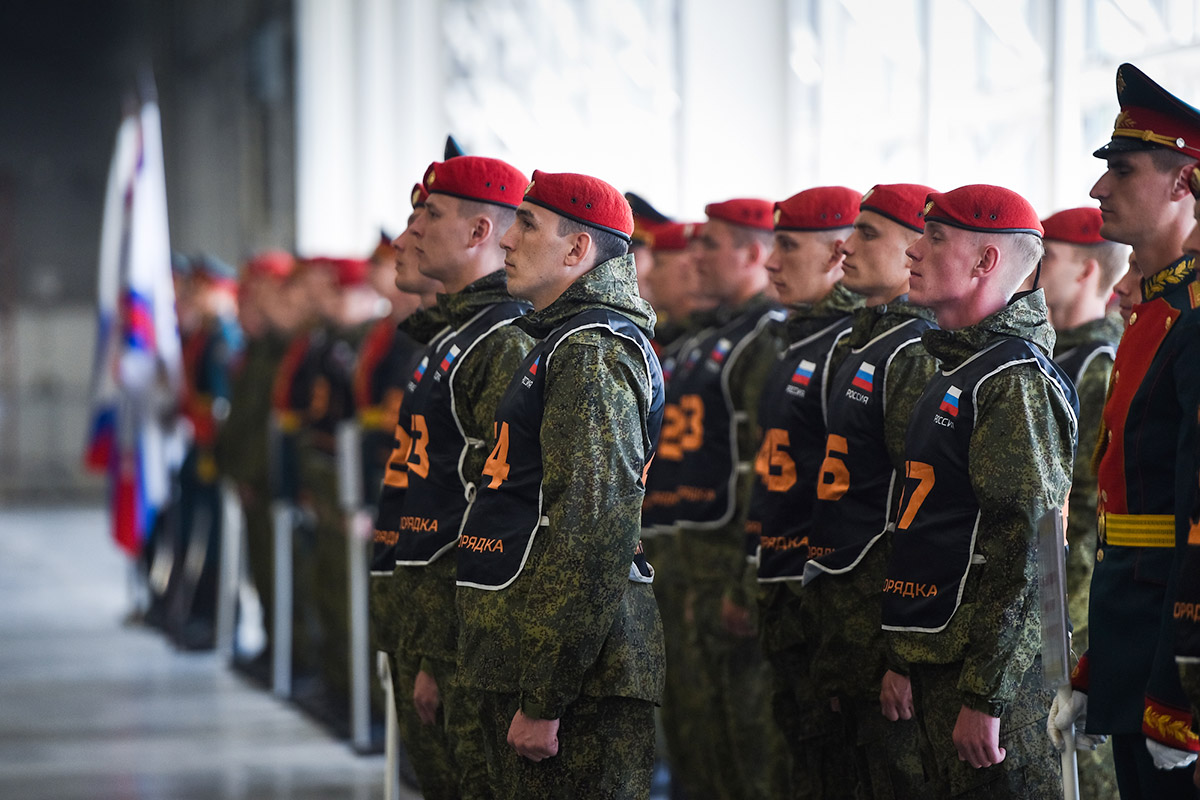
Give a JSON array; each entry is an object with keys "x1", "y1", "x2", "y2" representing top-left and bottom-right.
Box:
[
  {"x1": 458, "y1": 198, "x2": 517, "y2": 237},
  {"x1": 728, "y1": 223, "x2": 775, "y2": 251},
  {"x1": 1148, "y1": 146, "x2": 1195, "y2": 175},
  {"x1": 1007, "y1": 232, "x2": 1045, "y2": 279},
  {"x1": 557, "y1": 216, "x2": 629, "y2": 265},
  {"x1": 1076, "y1": 240, "x2": 1131, "y2": 294}
]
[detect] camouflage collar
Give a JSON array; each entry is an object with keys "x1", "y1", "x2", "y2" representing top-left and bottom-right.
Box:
[
  {"x1": 436, "y1": 269, "x2": 525, "y2": 327},
  {"x1": 922, "y1": 290, "x2": 1055, "y2": 368},
  {"x1": 784, "y1": 282, "x2": 864, "y2": 343},
  {"x1": 516, "y1": 254, "x2": 656, "y2": 339},
  {"x1": 712, "y1": 292, "x2": 778, "y2": 327},
  {"x1": 398, "y1": 304, "x2": 450, "y2": 344},
  {"x1": 1052, "y1": 312, "x2": 1123, "y2": 354},
  {"x1": 845, "y1": 295, "x2": 936, "y2": 348},
  {"x1": 1141, "y1": 254, "x2": 1197, "y2": 301}
]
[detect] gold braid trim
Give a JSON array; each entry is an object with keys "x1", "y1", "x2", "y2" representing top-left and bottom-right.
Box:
[{"x1": 1142, "y1": 256, "x2": 1196, "y2": 301}]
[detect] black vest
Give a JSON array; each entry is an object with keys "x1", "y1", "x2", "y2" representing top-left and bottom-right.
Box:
[
  {"x1": 392, "y1": 301, "x2": 528, "y2": 565},
  {"x1": 805, "y1": 318, "x2": 935, "y2": 578},
  {"x1": 666, "y1": 306, "x2": 784, "y2": 529},
  {"x1": 370, "y1": 324, "x2": 455, "y2": 573},
  {"x1": 749, "y1": 316, "x2": 855, "y2": 581},
  {"x1": 641, "y1": 327, "x2": 710, "y2": 531},
  {"x1": 881, "y1": 338, "x2": 1074, "y2": 632},
  {"x1": 1054, "y1": 340, "x2": 1116, "y2": 391},
  {"x1": 456, "y1": 309, "x2": 664, "y2": 590}
]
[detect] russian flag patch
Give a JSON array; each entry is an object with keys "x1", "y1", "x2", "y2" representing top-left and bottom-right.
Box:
[
  {"x1": 710, "y1": 338, "x2": 732, "y2": 364},
  {"x1": 939, "y1": 386, "x2": 961, "y2": 417},
  {"x1": 412, "y1": 357, "x2": 429, "y2": 383},
  {"x1": 851, "y1": 362, "x2": 875, "y2": 392},
  {"x1": 528, "y1": 356, "x2": 540, "y2": 376},
  {"x1": 439, "y1": 344, "x2": 461, "y2": 372},
  {"x1": 791, "y1": 359, "x2": 816, "y2": 386}
]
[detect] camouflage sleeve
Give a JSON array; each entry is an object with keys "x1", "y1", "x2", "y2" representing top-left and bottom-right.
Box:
[
  {"x1": 725, "y1": 325, "x2": 783, "y2": 608},
  {"x1": 453, "y1": 325, "x2": 532, "y2": 481},
  {"x1": 1064, "y1": 352, "x2": 1112, "y2": 654},
  {"x1": 517, "y1": 333, "x2": 650, "y2": 719},
  {"x1": 882, "y1": 345, "x2": 937, "y2": 471},
  {"x1": 958, "y1": 366, "x2": 1075, "y2": 711}
]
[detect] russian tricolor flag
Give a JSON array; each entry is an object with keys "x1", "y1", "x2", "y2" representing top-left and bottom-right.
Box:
[
  {"x1": 529, "y1": 356, "x2": 540, "y2": 376},
  {"x1": 939, "y1": 386, "x2": 961, "y2": 417},
  {"x1": 791, "y1": 359, "x2": 816, "y2": 386},
  {"x1": 412, "y1": 357, "x2": 429, "y2": 383},
  {"x1": 711, "y1": 338, "x2": 732, "y2": 363},
  {"x1": 439, "y1": 344, "x2": 461, "y2": 372},
  {"x1": 852, "y1": 362, "x2": 875, "y2": 392}
]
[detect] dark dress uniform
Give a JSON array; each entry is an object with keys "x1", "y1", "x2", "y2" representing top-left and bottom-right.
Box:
[
  {"x1": 802, "y1": 298, "x2": 937, "y2": 799},
  {"x1": 883, "y1": 291, "x2": 1077, "y2": 798},
  {"x1": 1079, "y1": 255, "x2": 1200, "y2": 791},
  {"x1": 171, "y1": 313, "x2": 241, "y2": 647},
  {"x1": 746, "y1": 282, "x2": 861, "y2": 799},
  {"x1": 456, "y1": 254, "x2": 665, "y2": 799}
]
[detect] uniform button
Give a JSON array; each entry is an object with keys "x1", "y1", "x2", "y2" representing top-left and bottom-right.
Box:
[
  {"x1": 1166, "y1": 316, "x2": 1173, "y2": 330},
  {"x1": 1130, "y1": 312, "x2": 1138, "y2": 325},
  {"x1": 1101, "y1": 490, "x2": 1108, "y2": 502},
  {"x1": 1113, "y1": 371, "x2": 1119, "y2": 384},
  {"x1": 1097, "y1": 548, "x2": 1104, "y2": 562},
  {"x1": 1108, "y1": 430, "x2": 1113, "y2": 442}
]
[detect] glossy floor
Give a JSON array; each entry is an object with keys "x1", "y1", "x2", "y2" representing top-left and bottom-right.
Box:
[{"x1": 0, "y1": 506, "x2": 416, "y2": 800}]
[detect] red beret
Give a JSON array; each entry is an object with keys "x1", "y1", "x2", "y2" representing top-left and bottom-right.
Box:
[
  {"x1": 652, "y1": 222, "x2": 700, "y2": 253},
  {"x1": 922, "y1": 185, "x2": 1043, "y2": 237},
  {"x1": 773, "y1": 186, "x2": 859, "y2": 231},
  {"x1": 522, "y1": 169, "x2": 634, "y2": 241},
  {"x1": 1040, "y1": 208, "x2": 1106, "y2": 244},
  {"x1": 1094, "y1": 63, "x2": 1200, "y2": 159},
  {"x1": 423, "y1": 156, "x2": 527, "y2": 209},
  {"x1": 243, "y1": 250, "x2": 294, "y2": 281},
  {"x1": 705, "y1": 198, "x2": 775, "y2": 232},
  {"x1": 331, "y1": 258, "x2": 369, "y2": 287},
  {"x1": 411, "y1": 182, "x2": 428, "y2": 209},
  {"x1": 860, "y1": 183, "x2": 936, "y2": 233}
]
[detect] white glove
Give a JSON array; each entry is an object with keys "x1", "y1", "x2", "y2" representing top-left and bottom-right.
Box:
[
  {"x1": 1048, "y1": 690, "x2": 1107, "y2": 752},
  {"x1": 1146, "y1": 738, "x2": 1198, "y2": 770}
]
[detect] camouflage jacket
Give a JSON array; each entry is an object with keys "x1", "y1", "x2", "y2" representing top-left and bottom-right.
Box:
[
  {"x1": 677, "y1": 292, "x2": 785, "y2": 610},
  {"x1": 216, "y1": 330, "x2": 290, "y2": 488},
  {"x1": 1052, "y1": 313, "x2": 1122, "y2": 655},
  {"x1": 887, "y1": 291, "x2": 1076, "y2": 714},
  {"x1": 456, "y1": 254, "x2": 666, "y2": 718},
  {"x1": 398, "y1": 271, "x2": 532, "y2": 669}
]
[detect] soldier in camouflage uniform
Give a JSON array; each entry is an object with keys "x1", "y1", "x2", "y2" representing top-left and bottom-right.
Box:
[
  {"x1": 1037, "y1": 207, "x2": 1126, "y2": 798},
  {"x1": 744, "y1": 186, "x2": 863, "y2": 800},
  {"x1": 802, "y1": 184, "x2": 937, "y2": 799},
  {"x1": 216, "y1": 250, "x2": 294, "y2": 674},
  {"x1": 638, "y1": 220, "x2": 712, "y2": 800},
  {"x1": 882, "y1": 185, "x2": 1078, "y2": 798},
  {"x1": 1052, "y1": 65, "x2": 1200, "y2": 795},
  {"x1": 456, "y1": 170, "x2": 664, "y2": 798},
  {"x1": 664, "y1": 197, "x2": 787, "y2": 800},
  {"x1": 380, "y1": 156, "x2": 532, "y2": 800}
]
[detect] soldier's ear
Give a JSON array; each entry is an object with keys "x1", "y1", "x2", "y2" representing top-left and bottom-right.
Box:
[
  {"x1": 974, "y1": 243, "x2": 1001, "y2": 277},
  {"x1": 563, "y1": 230, "x2": 591, "y2": 268}
]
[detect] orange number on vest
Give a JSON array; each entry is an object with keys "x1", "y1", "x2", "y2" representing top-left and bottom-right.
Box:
[
  {"x1": 754, "y1": 428, "x2": 797, "y2": 492},
  {"x1": 482, "y1": 422, "x2": 512, "y2": 489},
  {"x1": 383, "y1": 423, "x2": 412, "y2": 489},
  {"x1": 816, "y1": 434, "x2": 850, "y2": 501},
  {"x1": 408, "y1": 414, "x2": 431, "y2": 479},
  {"x1": 678, "y1": 394, "x2": 705, "y2": 452},
  {"x1": 658, "y1": 404, "x2": 685, "y2": 461},
  {"x1": 896, "y1": 461, "x2": 935, "y2": 530}
]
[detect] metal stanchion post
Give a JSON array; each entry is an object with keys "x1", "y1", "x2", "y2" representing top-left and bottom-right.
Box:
[{"x1": 338, "y1": 421, "x2": 372, "y2": 752}]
